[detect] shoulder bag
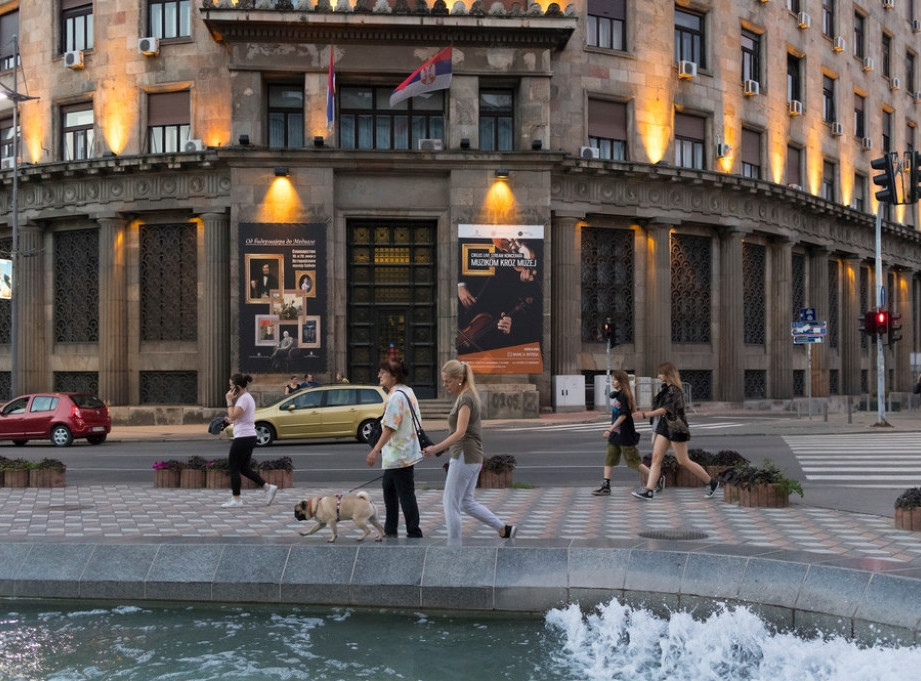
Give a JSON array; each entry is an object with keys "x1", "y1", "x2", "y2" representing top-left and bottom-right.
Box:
[{"x1": 394, "y1": 389, "x2": 435, "y2": 451}]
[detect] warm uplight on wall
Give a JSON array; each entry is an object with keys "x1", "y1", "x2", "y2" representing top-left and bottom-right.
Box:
[
  {"x1": 274, "y1": 166, "x2": 289, "y2": 177},
  {"x1": 495, "y1": 168, "x2": 509, "y2": 180}
]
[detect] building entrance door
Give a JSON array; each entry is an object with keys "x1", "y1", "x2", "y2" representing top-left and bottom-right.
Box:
[{"x1": 346, "y1": 220, "x2": 437, "y2": 398}]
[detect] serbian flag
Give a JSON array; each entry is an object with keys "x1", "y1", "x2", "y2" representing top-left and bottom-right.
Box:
[
  {"x1": 326, "y1": 47, "x2": 335, "y2": 130},
  {"x1": 389, "y1": 46, "x2": 452, "y2": 108}
]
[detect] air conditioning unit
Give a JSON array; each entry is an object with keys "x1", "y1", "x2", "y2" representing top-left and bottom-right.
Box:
[
  {"x1": 890, "y1": 77, "x2": 901, "y2": 91},
  {"x1": 138, "y1": 37, "x2": 160, "y2": 56},
  {"x1": 579, "y1": 146, "x2": 601, "y2": 159},
  {"x1": 864, "y1": 57, "x2": 874, "y2": 71},
  {"x1": 833, "y1": 36, "x2": 845, "y2": 52},
  {"x1": 796, "y1": 12, "x2": 811, "y2": 29},
  {"x1": 830, "y1": 122, "x2": 844, "y2": 136},
  {"x1": 788, "y1": 184, "x2": 803, "y2": 191},
  {"x1": 743, "y1": 79, "x2": 760, "y2": 96},
  {"x1": 0, "y1": 157, "x2": 13, "y2": 170},
  {"x1": 63, "y1": 50, "x2": 84, "y2": 69},
  {"x1": 883, "y1": 0, "x2": 894, "y2": 8},
  {"x1": 716, "y1": 143, "x2": 731, "y2": 158},
  {"x1": 417, "y1": 138, "x2": 444, "y2": 151},
  {"x1": 913, "y1": 19, "x2": 921, "y2": 33},
  {"x1": 677, "y1": 60, "x2": 697, "y2": 79},
  {"x1": 861, "y1": 137, "x2": 873, "y2": 150},
  {"x1": 183, "y1": 139, "x2": 204, "y2": 152},
  {"x1": 788, "y1": 99, "x2": 804, "y2": 116}
]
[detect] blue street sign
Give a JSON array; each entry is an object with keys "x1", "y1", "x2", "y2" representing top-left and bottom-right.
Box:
[
  {"x1": 799, "y1": 307, "x2": 816, "y2": 322},
  {"x1": 793, "y1": 335, "x2": 825, "y2": 344}
]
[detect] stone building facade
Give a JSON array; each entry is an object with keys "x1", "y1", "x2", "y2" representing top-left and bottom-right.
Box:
[{"x1": 0, "y1": 0, "x2": 919, "y2": 413}]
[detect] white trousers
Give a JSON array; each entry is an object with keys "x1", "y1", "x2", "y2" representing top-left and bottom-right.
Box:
[{"x1": 443, "y1": 456, "x2": 504, "y2": 539}]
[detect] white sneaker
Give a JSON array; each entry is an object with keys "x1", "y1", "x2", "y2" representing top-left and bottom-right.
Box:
[
  {"x1": 221, "y1": 497, "x2": 243, "y2": 508},
  {"x1": 264, "y1": 484, "x2": 278, "y2": 506}
]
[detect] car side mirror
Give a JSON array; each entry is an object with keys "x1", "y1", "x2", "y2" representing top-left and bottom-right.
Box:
[{"x1": 287, "y1": 404, "x2": 296, "y2": 411}]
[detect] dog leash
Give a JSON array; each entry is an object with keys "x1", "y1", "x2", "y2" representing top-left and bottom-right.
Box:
[{"x1": 345, "y1": 474, "x2": 384, "y2": 494}]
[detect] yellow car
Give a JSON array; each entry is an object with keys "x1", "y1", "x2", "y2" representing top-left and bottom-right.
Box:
[{"x1": 229, "y1": 384, "x2": 387, "y2": 447}]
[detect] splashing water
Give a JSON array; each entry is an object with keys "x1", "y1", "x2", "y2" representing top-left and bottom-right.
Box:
[{"x1": 544, "y1": 599, "x2": 921, "y2": 681}]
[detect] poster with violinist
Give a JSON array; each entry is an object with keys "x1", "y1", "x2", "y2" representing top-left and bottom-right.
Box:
[{"x1": 456, "y1": 224, "x2": 544, "y2": 374}]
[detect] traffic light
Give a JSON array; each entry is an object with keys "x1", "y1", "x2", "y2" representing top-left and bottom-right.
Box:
[
  {"x1": 860, "y1": 311, "x2": 873, "y2": 335},
  {"x1": 888, "y1": 311, "x2": 903, "y2": 345},
  {"x1": 875, "y1": 308, "x2": 889, "y2": 336},
  {"x1": 911, "y1": 151, "x2": 921, "y2": 204},
  {"x1": 602, "y1": 319, "x2": 612, "y2": 344},
  {"x1": 871, "y1": 152, "x2": 899, "y2": 204}
]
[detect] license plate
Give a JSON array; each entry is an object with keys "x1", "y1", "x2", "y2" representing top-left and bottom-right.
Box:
[{"x1": 91, "y1": 426, "x2": 106, "y2": 432}]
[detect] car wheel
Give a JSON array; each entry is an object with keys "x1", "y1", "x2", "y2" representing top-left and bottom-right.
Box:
[
  {"x1": 51, "y1": 425, "x2": 74, "y2": 447},
  {"x1": 87, "y1": 435, "x2": 107, "y2": 445},
  {"x1": 358, "y1": 418, "x2": 376, "y2": 443},
  {"x1": 12, "y1": 440, "x2": 26, "y2": 446},
  {"x1": 255, "y1": 423, "x2": 275, "y2": 447}
]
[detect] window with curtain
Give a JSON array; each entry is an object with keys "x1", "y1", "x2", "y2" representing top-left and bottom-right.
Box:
[
  {"x1": 148, "y1": 0, "x2": 191, "y2": 39},
  {"x1": 786, "y1": 145, "x2": 802, "y2": 187},
  {"x1": 62, "y1": 102, "x2": 94, "y2": 161},
  {"x1": 741, "y1": 29, "x2": 760, "y2": 83},
  {"x1": 674, "y1": 112, "x2": 705, "y2": 169},
  {"x1": 0, "y1": 11, "x2": 18, "y2": 70},
  {"x1": 853, "y1": 13, "x2": 865, "y2": 59},
  {"x1": 741, "y1": 128, "x2": 761, "y2": 179},
  {"x1": 147, "y1": 91, "x2": 190, "y2": 153},
  {"x1": 854, "y1": 93, "x2": 865, "y2": 137},
  {"x1": 823, "y1": 75, "x2": 836, "y2": 123},
  {"x1": 674, "y1": 7, "x2": 706, "y2": 67},
  {"x1": 787, "y1": 53, "x2": 802, "y2": 102},
  {"x1": 479, "y1": 89, "x2": 514, "y2": 152},
  {"x1": 822, "y1": 0, "x2": 835, "y2": 37},
  {"x1": 587, "y1": 99, "x2": 627, "y2": 160},
  {"x1": 268, "y1": 85, "x2": 304, "y2": 149},
  {"x1": 586, "y1": 0, "x2": 626, "y2": 51},
  {"x1": 61, "y1": 1, "x2": 93, "y2": 53},
  {"x1": 339, "y1": 86, "x2": 444, "y2": 150},
  {"x1": 821, "y1": 160, "x2": 836, "y2": 201}
]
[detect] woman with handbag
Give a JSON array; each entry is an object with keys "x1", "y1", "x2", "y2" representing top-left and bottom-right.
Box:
[
  {"x1": 423, "y1": 360, "x2": 516, "y2": 540},
  {"x1": 631, "y1": 362, "x2": 719, "y2": 501},
  {"x1": 591, "y1": 370, "x2": 662, "y2": 496},
  {"x1": 366, "y1": 357, "x2": 424, "y2": 538}
]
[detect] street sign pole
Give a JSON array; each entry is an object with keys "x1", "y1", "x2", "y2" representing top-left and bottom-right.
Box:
[
  {"x1": 875, "y1": 209, "x2": 888, "y2": 426},
  {"x1": 807, "y1": 343, "x2": 812, "y2": 420}
]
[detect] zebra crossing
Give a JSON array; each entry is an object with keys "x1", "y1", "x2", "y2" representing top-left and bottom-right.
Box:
[
  {"x1": 784, "y1": 433, "x2": 921, "y2": 488},
  {"x1": 494, "y1": 420, "x2": 748, "y2": 434}
]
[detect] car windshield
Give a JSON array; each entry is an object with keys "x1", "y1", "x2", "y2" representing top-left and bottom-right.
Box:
[
  {"x1": 70, "y1": 394, "x2": 105, "y2": 409},
  {"x1": 263, "y1": 393, "x2": 290, "y2": 408}
]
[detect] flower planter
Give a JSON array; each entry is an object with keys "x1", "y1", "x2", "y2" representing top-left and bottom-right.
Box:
[
  {"x1": 895, "y1": 507, "x2": 921, "y2": 531},
  {"x1": 180, "y1": 469, "x2": 206, "y2": 489},
  {"x1": 205, "y1": 470, "x2": 258, "y2": 490},
  {"x1": 29, "y1": 469, "x2": 66, "y2": 488},
  {"x1": 261, "y1": 469, "x2": 293, "y2": 489},
  {"x1": 154, "y1": 469, "x2": 181, "y2": 488},
  {"x1": 477, "y1": 469, "x2": 513, "y2": 489},
  {"x1": 724, "y1": 482, "x2": 789, "y2": 508},
  {"x1": 3, "y1": 469, "x2": 28, "y2": 488}
]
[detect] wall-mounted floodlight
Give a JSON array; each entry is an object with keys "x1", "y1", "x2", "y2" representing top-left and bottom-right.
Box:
[
  {"x1": 495, "y1": 168, "x2": 509, "y2": 179},
  {"x1": 274, "y1": 166, "x2": 289, "y2": 177}
]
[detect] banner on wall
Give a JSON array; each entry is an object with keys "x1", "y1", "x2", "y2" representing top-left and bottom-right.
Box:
[
  {"x1": 456, "y1": 224, "x2": 544, "y2": 374},
  {"x1": 238, "y1": 223, "x2": 327, "y2": 375},
  {"x1": 0, "y1": 259, "x2": 10, "y2": 299}
]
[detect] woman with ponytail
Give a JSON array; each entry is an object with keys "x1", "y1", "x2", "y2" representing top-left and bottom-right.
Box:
[{"x1": 423, "y1": 359, "x2": 516, "y2": 540}]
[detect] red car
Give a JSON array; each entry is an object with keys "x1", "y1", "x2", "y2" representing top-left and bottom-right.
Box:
[{"x1": 0, "y1": 393, "x2": 111, "y2": 446}]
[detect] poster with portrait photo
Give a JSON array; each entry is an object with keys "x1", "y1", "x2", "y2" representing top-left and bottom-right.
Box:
[
  {"x1": 255, "y1": 314, "x2": 280, "y2": 346},
  {"x1": 300, "y1": 316, "x2": 321, "y2": 348},
  {"x1": 245, "y1": 254, "x2": 284, "y2": 303},
  {"x1": 272, "y1": 290, "x2": 306, "y2": 320},
  {"x1": 295, "y1": 270, "x2": 317, "y2": 298}
]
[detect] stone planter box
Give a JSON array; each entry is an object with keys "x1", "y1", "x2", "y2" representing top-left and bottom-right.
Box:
[
  {"x1": 205, "y1": 470, "x2": 258, "y2": 490},
  {"x1": 180, "y1": 469, "x2": 206, "y2": 489},
  {"x1": 895, "y1": 507, "x2": 921, "y2": 531},
  {"x1": 640, "y1": 465, "x2": 731, "y2": 488},
  {"x1": 29, "y1": 469, "x2": 66, "y2": 488},
  {"x1": 261, "y1": 469, "x2": 293, "y2": 489},
  {"x1": 723, "y1": 482, "x2": 789, "y2": 508},
  {"x1": 3, "y1": 469, "x2": 28, "y2": 488},
  {"x1": 154, "y1": 469, "x2": 181, "y2": 488},
  {"x1": 477, "y1": 469, "x2": 513, "y2": 488}
]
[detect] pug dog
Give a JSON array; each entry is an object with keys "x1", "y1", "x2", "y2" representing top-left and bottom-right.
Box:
[{"x1": 294, "y1": 491, "x2": 384, "y2": 542}]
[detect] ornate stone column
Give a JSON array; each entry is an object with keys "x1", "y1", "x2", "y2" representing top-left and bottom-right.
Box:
[
  {"x1": 199, "y1": 212, "x2": 230, "y2": 407},
  {"x1": 840, "y1": 256, "x2": 862, "y2": 396},
  {"x1": 642, "y1": 221, "x2": 671, "y2": 376},
  {"x1": 550, "y1": 214, "x2": 580, "y2": 376},
  {"x1": 717, "y1": 228, "x2": 744, "y2": 403},
  {"x1": 14, "y1": 221, "x2": 45, "y2": 393},
  {"x1": 807, "y1": 247, "x2": 830, "y2": 397},
  {"x1": 769, "y1": 237, "x2": 794, "y2": 399},
  {"x1": 97, "y1": 217, "x2": 128, "y2": 405}
]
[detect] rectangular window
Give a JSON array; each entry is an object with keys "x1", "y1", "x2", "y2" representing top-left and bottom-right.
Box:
[
  {"x1": 0, "y1": 11, "x2": 18, "y2": 70},
  {"x1": 853, "y1": 173, "x2": 866, "y2": 212},
  {"x1": 853, "y1": 13, "x2": 865, "y2": 60},
  {"x1": 479, "y1": 89, "x2": 514, "y2": 152},
  {"x1": 339, "y1": 86, "x2": 445, "y2": 150},
  {"x1": 882, "y1": 33, "x2": 892, "y2": 79},
  {"x1": 0, "y1": 118, "x2": 14, "y2": 160},
  {"x1": 821, "y1": 160, "x2": 835, "y2": 201},
  {"x1": 786, "y1": 0, "x2": 801, "y2": 12},
  {"x1": 674, "y1": 7, "x2": 705, "y2": 68},
  {"x1": 786, "y1": 145, "x2": 802, "y2": 187},
  {"x1": 823, "y1": 75, "x2": 836, "y2": 123},
  {"x1": 147, "y1": 91, "x2": 190, "y2": 153},
  {"x1": 148, "y1": 0, "x2": 191, "y2": 39},
  {"x1": 822, "y1": 0, "x2": 835, "y2": 37},
  {"x1": 854, "y1": 93, "x2": 865, "y2": 137},
  {"x1": 741, "y1": 29, "x2": 760, "y2": 83},
  {"x1": 908, "y1": 52, "x2": 917, "y2": 93},
  {"x1": 741, "y1": 128, "x2": 761, "y2": 179},
  {"x1": 62, "y1": 102, "x2": 94, "y2": 161},
  {"x1": 586, "y1": 0, "x2": 626, "y2": 51},
  {"x1": 787, "y1": 53, "x2": 801, "y2": 102},
  {"x1": 587, "y1": 99, "x2": 627, "y2": 160},
  {"x1": 883, "y1": 110, "x2": 892, "y2": 152},
  {"x1": 268, "y1": 84, "x2": 304, "y2": 149},
  {"x1": 61, "y1": 1, "x2": 93, "y2": 53},
  {"x1": 674, "y1": 112, "x2": 705, "y2": 170}
]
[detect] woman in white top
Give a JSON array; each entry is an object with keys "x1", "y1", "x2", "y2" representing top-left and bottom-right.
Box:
[{"x1": 221, "y1": 373, "x2": 278, "y2": 508}]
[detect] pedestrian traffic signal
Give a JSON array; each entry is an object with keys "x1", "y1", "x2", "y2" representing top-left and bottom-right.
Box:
[
  {"x1": 871, "y1": 152, "x2": 900, "y2": 204},
  {"x1": 875, "y1": 309, "x2": 889, "y2": 336},
  {"x1": 888, "y1": 311, "x2": 903, "y2": 345},
  {"x1": 863, "y1": 309, "x2": 889, "y2": 335},
  {"x1": 602, "y1": 319, "x2": 612, "y2": 342}
]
